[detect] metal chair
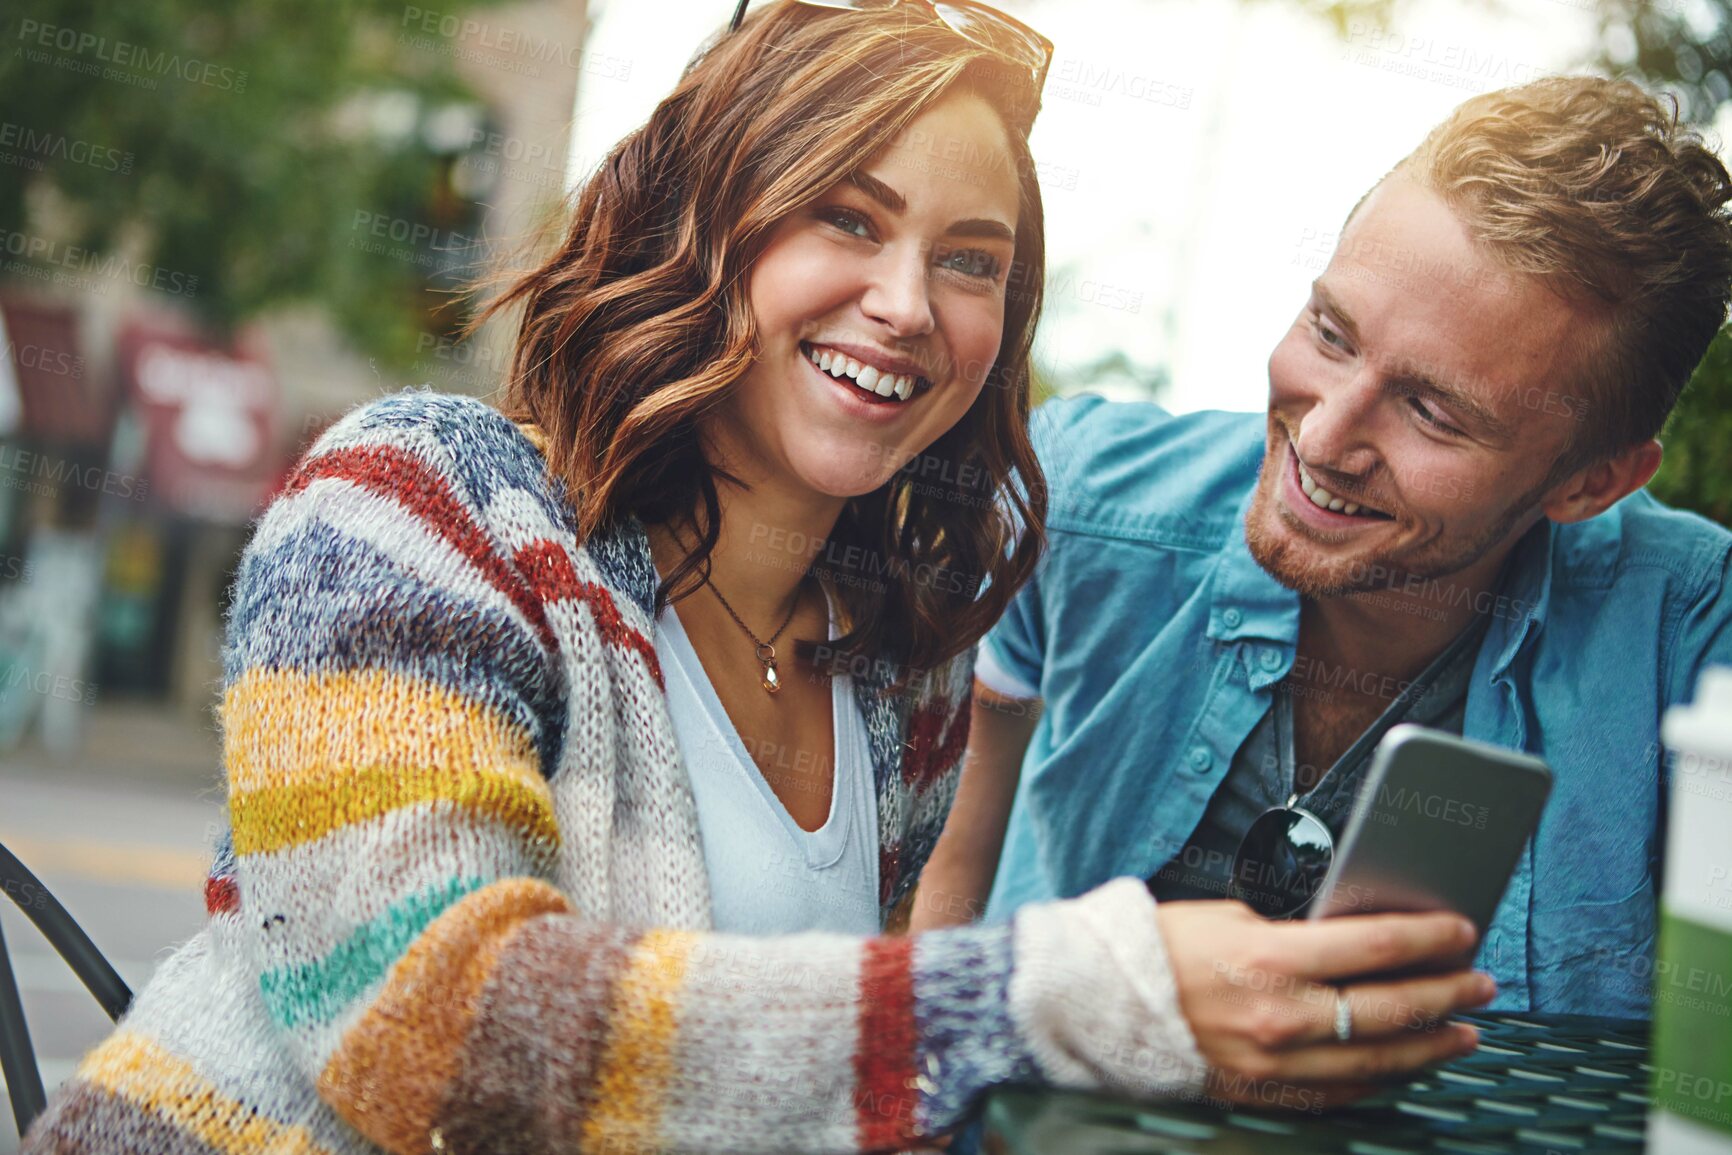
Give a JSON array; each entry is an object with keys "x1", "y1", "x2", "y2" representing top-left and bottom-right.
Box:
[{"x1": 0, "y1": 840, "x2": 132, "y2": 1140}]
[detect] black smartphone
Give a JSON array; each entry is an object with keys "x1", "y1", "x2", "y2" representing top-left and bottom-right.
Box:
[{"x1": 1306, "y1": 724, "x2": 1554, "y2": 972}]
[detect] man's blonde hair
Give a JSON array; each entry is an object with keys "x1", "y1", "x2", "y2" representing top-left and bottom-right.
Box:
[{"x1": 1390, "y1": 76, "x2": 1732, "y2": 471}]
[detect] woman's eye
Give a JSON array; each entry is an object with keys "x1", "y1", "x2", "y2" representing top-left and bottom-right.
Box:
[
  {"x1": 822, "y1": 207, "x2": 873, "y2": 239},
  {"x1": 939, "y1": 248, "x2": 1001, "y2": 279}
]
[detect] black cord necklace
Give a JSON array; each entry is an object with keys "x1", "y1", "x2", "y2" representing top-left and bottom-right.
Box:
[
  {"x1": 666, "y1": 521, "x2": 804, "y2": 696},
  {"x1": 702, "y1": 574, "x2": 801, "y2": 695}
]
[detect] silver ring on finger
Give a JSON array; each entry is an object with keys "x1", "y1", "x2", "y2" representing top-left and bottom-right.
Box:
[{"x1": 1334, "y1": 990, "x2": 1353, "y2": 1043}]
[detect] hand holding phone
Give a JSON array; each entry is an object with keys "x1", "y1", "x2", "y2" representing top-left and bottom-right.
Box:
[{"x1": 1155, "y1": 899, "x2": 1493, "y2": 1110}]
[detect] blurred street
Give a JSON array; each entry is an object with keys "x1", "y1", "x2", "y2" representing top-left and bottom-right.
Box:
[
  {"x1": 0, "y1": 0, "x2": 1729, "y2": 1150},
  {"x1": 0, "y1": 700, "x2": 223, "y2": 1152}
]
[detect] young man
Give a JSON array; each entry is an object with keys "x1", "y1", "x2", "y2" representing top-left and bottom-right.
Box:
[{"x1": 915, "y1": 76, "x2": 1732, "y2": 1018}]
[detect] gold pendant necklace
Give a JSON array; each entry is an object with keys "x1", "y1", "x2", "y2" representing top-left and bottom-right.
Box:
[{"x1": 703, "y1": 573, "x2": 802, "y2": 695}]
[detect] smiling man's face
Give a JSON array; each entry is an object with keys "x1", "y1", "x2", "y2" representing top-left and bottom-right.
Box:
[{"x1": 1246, "y1": 173, "x2": 1605, "y2": 599}]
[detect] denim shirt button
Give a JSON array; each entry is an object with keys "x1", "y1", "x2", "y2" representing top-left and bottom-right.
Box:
[
  {"x1": 1260, "y1": 648, "x2": 1282, "y2": 671},
  {"x1": 1222, "y1": 608, "x2": 1243, "y2": 629},
  {"x1": 1188, "y1": 746, "x2": 1213, "y2": 772}
]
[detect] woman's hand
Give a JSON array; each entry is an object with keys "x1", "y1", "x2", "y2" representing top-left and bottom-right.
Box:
[{"x1": 1155, "y1": 900, "x2": 1496, "y2": 1111}]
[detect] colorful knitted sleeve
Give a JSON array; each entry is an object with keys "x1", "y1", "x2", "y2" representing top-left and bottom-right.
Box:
[{"x1": 221, "y1": 397, "x2": 1202, "y2": 1154}]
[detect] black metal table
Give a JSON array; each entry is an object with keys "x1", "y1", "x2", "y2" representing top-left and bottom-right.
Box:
[{"x1": 984, "y1": 1013, "x2": 1652, "y2": 1153}]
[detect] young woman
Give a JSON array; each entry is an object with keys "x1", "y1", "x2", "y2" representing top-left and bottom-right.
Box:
[{"x1": 24, "y1": 4, "x2": 1492, "y2": 1153}]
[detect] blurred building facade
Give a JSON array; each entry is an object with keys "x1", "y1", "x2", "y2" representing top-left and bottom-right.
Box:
[{"x1": 0, "y1": 0, "x2": 589, "y2": 762}]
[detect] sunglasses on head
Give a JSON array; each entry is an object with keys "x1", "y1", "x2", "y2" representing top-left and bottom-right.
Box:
[{"x1": 727, "y1": 0, "x2": 1053, "y2": 119}]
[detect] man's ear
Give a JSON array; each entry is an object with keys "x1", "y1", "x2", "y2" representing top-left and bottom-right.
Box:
[{"x1": 1541, "y1": 438, "x2": 1663, "y2": 525}]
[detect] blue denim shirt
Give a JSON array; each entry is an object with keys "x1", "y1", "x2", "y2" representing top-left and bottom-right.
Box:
[{"x1": 981, "y1": 393, "x2": 1732, "y2": 1017}]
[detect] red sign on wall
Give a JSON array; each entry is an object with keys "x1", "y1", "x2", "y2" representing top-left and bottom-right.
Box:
[{"x1": 118, "y1": 317, "x2": 280, "y2": 523}]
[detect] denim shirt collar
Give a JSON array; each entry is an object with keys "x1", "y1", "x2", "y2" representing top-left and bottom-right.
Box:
[
  {"x1": 1207, "y1": 486, "x2": 1301, "y2": 648},
  {"x1": 1480, "y1": 517, "x2": 1555, "y2": 685}
]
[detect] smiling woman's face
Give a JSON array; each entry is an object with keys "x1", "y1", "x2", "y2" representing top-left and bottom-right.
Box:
[{"x1": 711, "y1": 90, "x2": 1023, "y2": 498}]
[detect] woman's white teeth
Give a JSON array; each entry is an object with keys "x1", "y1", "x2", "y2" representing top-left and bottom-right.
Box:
[{"x1": 805, "y1": 343, "x2": 918, "y2": 402}]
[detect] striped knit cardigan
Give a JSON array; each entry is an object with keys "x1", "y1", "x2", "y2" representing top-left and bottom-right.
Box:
[{"x1": 24, "y1": 387, "x2": 1204, "y2": 1155}]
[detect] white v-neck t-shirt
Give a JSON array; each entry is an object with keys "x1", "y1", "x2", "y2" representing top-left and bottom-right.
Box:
[{"x1": 653, "y1": 588, "x2": 881, "y2": 934}]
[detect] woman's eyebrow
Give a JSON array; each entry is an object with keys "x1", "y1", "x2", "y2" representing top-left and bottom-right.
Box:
[
  {"x1": 847, "y1": 171, "x2": 1015, "y2": 242},
  {"x1": 848, "y1": 170, "x2": 906, "y2": 213},
  {"x1": 947, "y1": 218, "x2": 1016, "y2": 242}
]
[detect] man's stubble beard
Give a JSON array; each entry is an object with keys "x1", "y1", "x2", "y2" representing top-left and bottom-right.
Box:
[{"x1": 1243, "y1": 451, "x2": 1551, "y2": 601}]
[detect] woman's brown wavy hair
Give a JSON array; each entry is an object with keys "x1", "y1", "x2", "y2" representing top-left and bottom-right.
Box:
[{"x1": 461, "y1": 0, "x2": 1049, "y2": 693}]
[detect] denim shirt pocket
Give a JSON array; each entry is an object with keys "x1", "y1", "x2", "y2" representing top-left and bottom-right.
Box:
[{"x1": 1527, "y1": 877, "x2": 1658, "y2": 1018}]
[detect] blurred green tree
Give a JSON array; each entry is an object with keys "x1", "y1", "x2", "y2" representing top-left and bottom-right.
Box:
[
  {"x1": 1592, "y1": 0, "x2": 1732, "y2": 123},
  {"x1": 0, "y1": 1, "x2": 515, "y2": 365},
  {"x1": 1587, "y1": 0, "x2": 1732, "y2": 528},
  {"x1": 1651, "y1": 325, "x2": 1732, "y2": 526}
]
